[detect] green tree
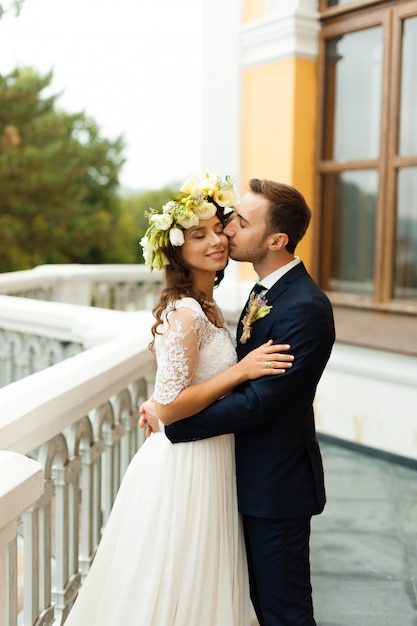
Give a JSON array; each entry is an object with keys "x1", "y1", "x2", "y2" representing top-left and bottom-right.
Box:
[
  {"x1": 119, "y1": 185, "x2": 180, "y2": 263},
  {"x1": 0, "y1": 67, "x2": 127, "y2": 271}
]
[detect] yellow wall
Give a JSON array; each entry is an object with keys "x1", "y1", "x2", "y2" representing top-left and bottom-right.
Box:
[
  {"x1": 243, "y1": 0, "x2": 265, "y2": 22},
  {"x1": 241, "y1": 58, "x2": 317, "y2": 270}
]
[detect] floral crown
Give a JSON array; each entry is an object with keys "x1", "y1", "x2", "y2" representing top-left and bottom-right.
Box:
[{"x1": 140, "y1": 173, "x2": 239, "y2": 271}]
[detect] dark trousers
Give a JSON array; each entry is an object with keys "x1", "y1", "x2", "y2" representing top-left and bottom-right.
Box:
[{"x1": 242, "y1": 515, "x2": 315, "y2": 626}]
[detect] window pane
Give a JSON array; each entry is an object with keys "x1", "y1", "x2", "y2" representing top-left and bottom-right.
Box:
[
  {"x1": 323, "y1": 27, "x2": 383, "y2": 161},
  {"x1": 394, "y1": 168, "x2": 417, "y2": 300},
  {"x1": 399, "y1": 16, "x2": 417, "y2": 156},
  {"x1": 325, "y1": 170, "x2": 378, "y2": 294}
]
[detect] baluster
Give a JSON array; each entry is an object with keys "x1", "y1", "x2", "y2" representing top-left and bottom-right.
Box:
[
  {"x1": 51, "y1": 455, "x2": 82, "y2": 623},
  {"x1": 7, "y1": 333, "x2": 22, "y2": 384},
  {"x1": 130, "y1": 378, "x2": 149, "y2": 450},
  {"x1": 69, "y1": 417, "x2": 104, "y2": 581},
  {"x1": 35, "y1": 436, "x2": 81, "y2": 625},
  {"x1": 149, "y1": 280, "x2": 163, "y2": 310},
  {"x1": 91, "y1": 437, "x2": 104, "y2": 560},
  {"x1": 132, "y1": 282, "x2": 145, "y2": 310},
  {"x1": 42, "y1": 339, "x2": 65, "y2": 369},
  {"x1": 105, "y1": 283, "x2": 115, "y2": 310},
  {"x1": 114, "y1": 390, "x2": 135, "y2": 475},
  {"x1": 113, "y1": 282, "x2": 126, "y2": 310},
  {"x1": 92, "y1": 402, "x2": 124, "y2": 526},
  {"x1": 14, "y1": 334, "x2": 28, "y2": 381},
  {"x1": 23, "y1": 480, "x2": 55, "y2": 626},
  {"x1": 5, "y1": 537, "x2": 18, "y2": 626},
  {"x1": 0, "y1": 332, "x2": 7, "y2": 388},
  {"x1": 21, "y1": 344, "x2": 37, "y2": 378},
  {"x1": 38, "y1": 484, "x2": 54, "y2": 625},
  {"x1": 23, "y1": 500, "x2": 41, "y2": 625}
]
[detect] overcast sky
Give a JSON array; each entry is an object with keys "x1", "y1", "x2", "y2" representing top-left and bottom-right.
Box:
[{"x1": 0, "y1": 0, "x2": 204, "y2": 190}]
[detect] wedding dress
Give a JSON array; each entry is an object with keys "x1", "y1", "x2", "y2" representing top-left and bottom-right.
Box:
[{"x1": 65, "y1": 298, "x2": 250, "y2": 626}]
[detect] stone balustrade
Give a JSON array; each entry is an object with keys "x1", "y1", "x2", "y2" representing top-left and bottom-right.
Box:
[
  {"x1": 0, "y1": 300, "x2": 156, "y2": 625},
  {"x1": 0, "y1": 264, "x2": 163, "y2": 310},
  {"x1": 0, "y1": 264, "x2": 163, "y2": 390}
]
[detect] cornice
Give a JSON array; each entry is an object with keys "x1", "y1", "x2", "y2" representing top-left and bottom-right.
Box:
[{"x1": 240, "y1": 9, "x2": 320, "y2": 68}]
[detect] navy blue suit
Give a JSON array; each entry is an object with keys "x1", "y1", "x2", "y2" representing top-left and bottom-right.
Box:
[{"x1": 166, "y1": 262, "x2": 335, "y2": 625}]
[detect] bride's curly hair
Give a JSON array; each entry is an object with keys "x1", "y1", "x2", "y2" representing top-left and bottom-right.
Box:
[{"x1": 149, "y1": 207, "x2": 228, "y2": 351}]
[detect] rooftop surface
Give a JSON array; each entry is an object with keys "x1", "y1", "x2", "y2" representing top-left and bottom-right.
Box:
[{"x1": 252, "y1": 440, "x2": 417, "y2": 626}]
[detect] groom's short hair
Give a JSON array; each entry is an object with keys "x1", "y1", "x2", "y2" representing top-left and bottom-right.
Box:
[{"x1": 249, "y1": 179, "x2": 311, "y2": 253}]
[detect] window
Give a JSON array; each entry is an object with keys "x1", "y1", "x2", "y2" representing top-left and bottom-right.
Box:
[{"x1": 316, "y1": 1, "x2": 417, "y2": 315}]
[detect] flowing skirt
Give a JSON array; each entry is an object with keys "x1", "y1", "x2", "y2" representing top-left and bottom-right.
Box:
[{"x1": 65, "y1": 431, "x2": 250, "y2": 626}]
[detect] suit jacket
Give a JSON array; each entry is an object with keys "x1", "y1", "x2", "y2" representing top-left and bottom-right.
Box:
[{"x1": 165, "y1": 262, "x2": 335, "y2": 519}]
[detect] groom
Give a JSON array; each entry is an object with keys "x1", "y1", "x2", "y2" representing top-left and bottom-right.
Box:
[{"x1": 147, "y1": 179, "x2": 335, "y2": 625}]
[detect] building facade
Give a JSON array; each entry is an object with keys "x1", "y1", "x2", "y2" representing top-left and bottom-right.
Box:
[{"x1": 202, "y1": 0, "x2": 417, "y2": 461}]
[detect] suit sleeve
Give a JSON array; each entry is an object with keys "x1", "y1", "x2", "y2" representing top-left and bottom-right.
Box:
[{"x1": 165, "y1": 298, "x2": 334, "y2": 443}]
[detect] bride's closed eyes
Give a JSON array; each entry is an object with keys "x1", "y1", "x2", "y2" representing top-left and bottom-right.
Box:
[{"x1": 188, "y1": 223, "x2": 225, "y2": 240}]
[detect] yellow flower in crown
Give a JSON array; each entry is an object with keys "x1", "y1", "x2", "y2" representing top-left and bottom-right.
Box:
[
  {"x1": 240, "y1": 292, "x2": 272, "y2": 344},
  {"x1": 140, "y1": 173, "x2": 239, "y2": 271}
]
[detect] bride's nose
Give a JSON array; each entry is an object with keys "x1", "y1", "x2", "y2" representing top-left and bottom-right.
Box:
[
  {"x1": 209, "y1": 231, "x2": 224, "y2": 244},
  {"x1": 223, "y1": 221, "x2": 234, "y2": 237}
]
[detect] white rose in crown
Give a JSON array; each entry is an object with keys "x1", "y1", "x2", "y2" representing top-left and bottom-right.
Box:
[
  {"x1": 169, "y1": 227, "x2": 185, "y2": 246},
  {"x1": 193, "y1": 201, "x2": 217, "y2": 220},
  {"x1": 140, "y1": 236, "x2": 153, "y2": 266},
  {"x1": 176, "y1": 208, "x2": 199, "y2": 229},
  {"x1": 214, "y1": 187, "x2": 240, "y2": 207},
  {"x1": 200, "y1": 172, "x2": 240, "y2": 208},
  {"x1": 180, "y1": 176, "x2": 200, "y2": 195},
  {"x1": 150, "y1": 212, "x2": 173, "y2": 230}
]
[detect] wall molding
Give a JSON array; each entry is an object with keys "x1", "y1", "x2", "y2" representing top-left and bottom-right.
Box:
[{"x1": 241, "y1": 9, "x2": 320, "y2": 67}]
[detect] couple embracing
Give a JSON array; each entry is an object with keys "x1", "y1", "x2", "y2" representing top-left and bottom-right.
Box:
[{"x1": 65, "y1": 174, "x2": 335, "y2": 626}]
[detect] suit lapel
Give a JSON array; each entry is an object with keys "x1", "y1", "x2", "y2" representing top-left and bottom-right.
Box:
[
  {"x1": 236, "y1": 262, "x2": 307, "y2": 346},
  {"x1": 264, "y1": 261, "x2": 307, "y2": 306}
]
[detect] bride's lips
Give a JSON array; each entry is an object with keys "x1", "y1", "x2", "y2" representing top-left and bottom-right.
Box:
[{"x1": 207, "y1": 249, "x2": 226, "y2": 259}]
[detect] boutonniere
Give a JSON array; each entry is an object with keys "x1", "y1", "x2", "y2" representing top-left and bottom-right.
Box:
[{"x1": 240, "y1": 293, "x2": 272, "y2": 344}]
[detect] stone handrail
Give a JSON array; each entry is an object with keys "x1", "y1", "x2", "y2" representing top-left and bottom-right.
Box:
[
  {"x1": 0, "y1": 264, "x2": 164, "y2": 310},
  {"x1": 0, "y1": 306, "x2": 156, "y2": 625}
]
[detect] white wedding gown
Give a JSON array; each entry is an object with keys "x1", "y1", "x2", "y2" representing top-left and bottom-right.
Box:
[{"x1": 65, "y1": 298, "x2": 250, "y2": 626}]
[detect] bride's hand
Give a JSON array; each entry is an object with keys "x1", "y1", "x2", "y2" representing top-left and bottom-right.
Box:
[
  {"x1": 238, "y1": 340, "x2": 294, "y2": 380},
  {"x1": 139, "y1": 397, "x2": 160, "y2": 437}
]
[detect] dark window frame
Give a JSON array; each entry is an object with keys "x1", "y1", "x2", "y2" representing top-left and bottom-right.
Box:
[{"x1": 313, "y1": 0, "x2": 417, "y2": 354}]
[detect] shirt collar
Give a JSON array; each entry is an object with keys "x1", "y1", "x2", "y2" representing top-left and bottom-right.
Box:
[{"x1": 257, "y1": 257, "x2": 301, "y2": 290}]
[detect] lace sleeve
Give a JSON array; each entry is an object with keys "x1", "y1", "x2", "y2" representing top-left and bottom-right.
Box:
[{"x1": 153, "y1": 304, "x2": 204, "y2": 405}]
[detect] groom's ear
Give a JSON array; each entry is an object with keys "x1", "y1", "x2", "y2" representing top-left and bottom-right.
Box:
[{"x1": 267, "y1": 232, "x2": 289, "y2": 251}]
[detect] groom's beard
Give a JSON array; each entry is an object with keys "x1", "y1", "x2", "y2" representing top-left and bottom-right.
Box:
[{"x1": 228, "y1": 239, "x2": 269, "y2": 265}]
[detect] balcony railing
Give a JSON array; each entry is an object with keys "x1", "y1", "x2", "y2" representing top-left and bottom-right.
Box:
[
  {"x1": 1, "y1": 263, "x2": 416, "y2": 626},
  {"x1": 0, "y1": 322, "x2": 156, "y2": 625},
  {"x1": 0, "y1": 265, "x2": 162, "y2": 626},
  {"x1": 0, "y1": 263, "x2": 163, "y2": 310}
]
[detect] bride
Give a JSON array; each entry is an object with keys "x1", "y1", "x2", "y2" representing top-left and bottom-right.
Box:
[{"x1": 64, "y1": 173, "x2": 293, "y2": 626}]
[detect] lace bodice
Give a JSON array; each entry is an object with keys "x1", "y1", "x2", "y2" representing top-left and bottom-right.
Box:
[{"x1": 153, "y1": 298, "x2": 237, "y2": 405}]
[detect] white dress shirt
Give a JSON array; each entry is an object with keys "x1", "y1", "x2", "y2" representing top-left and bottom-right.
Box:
[{"x1": 256, "y1": 256, "x2": 301, "y2": 291}]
